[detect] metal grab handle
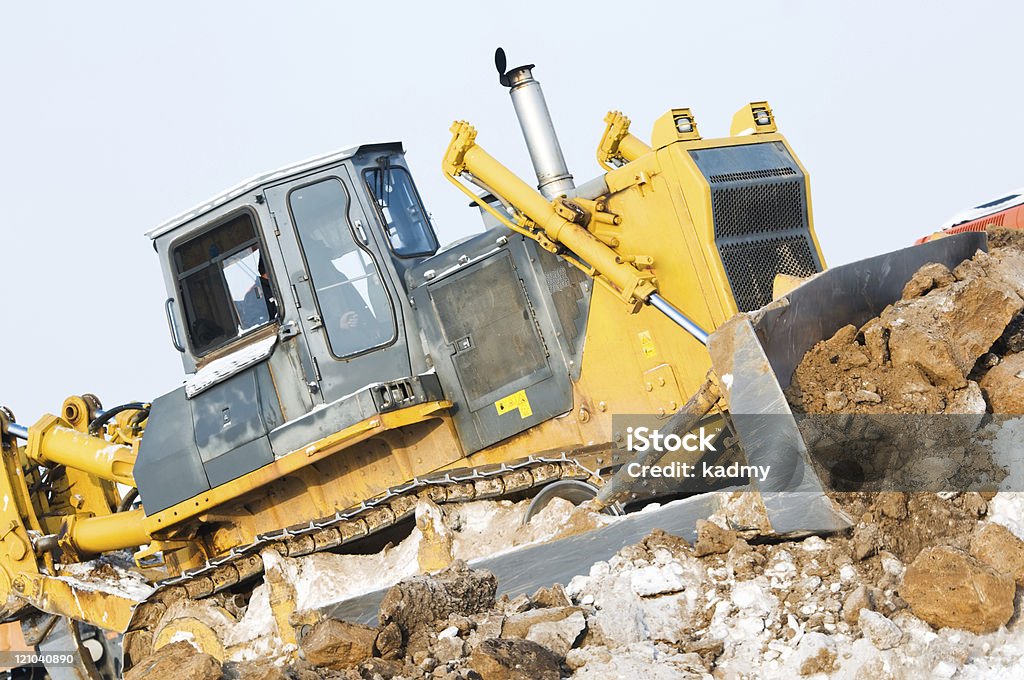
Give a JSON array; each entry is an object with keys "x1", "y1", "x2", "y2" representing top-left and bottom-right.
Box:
[{"x1": 164, "y1": 298, "x2": 185, "y2": 352}]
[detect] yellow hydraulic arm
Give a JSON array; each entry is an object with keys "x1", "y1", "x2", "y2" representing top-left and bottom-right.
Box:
[{"x1": 442, "y1": 120, "x2": 710, "y2": 344}]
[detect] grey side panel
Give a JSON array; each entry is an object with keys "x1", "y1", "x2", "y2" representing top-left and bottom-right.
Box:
[
  {"x1": 204, "y1": 437, "x2": 275, "y2": 488},
  {"x1": 689, "y1": 142, "x2": 822, "y2": 312},
  {"x1": 429, "y1": 252, "x2": 551, "y2": 411},
  {"x1": 136, "y1": 387, "x2": 210, "y2": 513},
  {"x1": 190, "y1": 365, "x2": 275, "y2": 486},
  {"x1": 413, "y1": 242, "x2": 574, "y2": 453},
  {"x1": 191, "y1": 367, "x2": 270, "y2": 461}
]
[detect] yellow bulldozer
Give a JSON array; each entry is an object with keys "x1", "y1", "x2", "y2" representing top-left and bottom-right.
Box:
[{"x1": 0, "y1": 49, "x2": 986, "y2": 677}]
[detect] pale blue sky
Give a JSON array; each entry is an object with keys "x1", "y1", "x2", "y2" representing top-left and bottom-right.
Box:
[{"x1": 1, "y1": 1, "x2": 1020, "y2": 419}]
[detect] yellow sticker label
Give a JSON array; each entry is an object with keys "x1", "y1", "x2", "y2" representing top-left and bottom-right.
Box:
[
  {"x1": 495, "y1": 389, "x2": 533, "y2": 419},
  {"x1": 639, "y1": 330, "x2": 657, "y2": 358}
]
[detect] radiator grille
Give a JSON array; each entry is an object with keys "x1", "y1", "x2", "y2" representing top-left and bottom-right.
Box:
[
  {"x1": 719, "y1": 236, "x2": 819, "y2": 312},
  {"x1": 690, "y1": 144, "x2": 822, "y2": 313},
  {"x1": 712, "y1": 180, "x2": 805, "y2": 239}
]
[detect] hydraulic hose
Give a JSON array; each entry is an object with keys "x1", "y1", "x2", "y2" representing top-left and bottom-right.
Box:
[{"x1": 88, "y1": 402, "x2": 149, "y2": 436}]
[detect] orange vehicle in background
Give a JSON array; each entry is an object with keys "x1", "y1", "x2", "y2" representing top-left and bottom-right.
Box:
[{"x1": 917, "y1": 187, "x2": 1024, "y2": 243}]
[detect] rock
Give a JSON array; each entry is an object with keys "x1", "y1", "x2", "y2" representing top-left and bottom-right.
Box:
[
  {"x1": 682, "y1": 637, "x2": 725, "y2": 664},
  {"x1": 375, "y1": 621, "x2": 403, "y2": 659},
  {"x1": 564, "y1": 646, "x2": 612, "y2": 671},
  {"x1": 379, "y1": 560, "x2": 497, "y2": 635},
  {"x1": 529, "y1": 583, "x2": 571, "y2": 609},
  {"x1": 851, "y1": 522, "x2": 880, "y2": 560},
  {"x1": 824, "y1": 391, "x2": 849, "y2": 411},
  {"x1": 792, "y1": 632, "x2": 837, "y2": 675},
  {"x1": 858, "y1": 609, "x2": 903, "y2": 649},
  {"x1": 416, "y1": 496, "x2": 455, "y2": 573},
  {"x1": 501, "y1": 606, "x2": 586, "y2": 658},
  {"x1": 899, "y1": 546, "x2": 1015, "y2": 633},
  {"x1": 890, "y1": 276, "x2": 1023, "y2": 386},
  {"x1": 124, "y1": 641, "x2": 222, "y2": 680},
  {"x1": 628, "y1": 564, "x2": 686, "y2": 596},
  {"x1": 902, "y1": 262, "x2": 955, "y2": 299},
  {"x1": 970, "y1": 521, "x2": 1024, "y2": 585},
  {"x1": 222, "y1": 660, "x2": 288, "y2": 680},
  {"x1": 356, "y1": 658, "x2": 407, "y2": 679},
  {"x1": 694, "y1": 519, "x2": 737, "y2": 557},
  {"x1": 299, "y1": 618, "x2": 377, "y2": 670},
  {"x1": 980, "y1": 351, "x2": 1024, "y2": 413},
  {"x1": 430, "y1": 633, "x2": 466, "y2": 664},
  {"x1": 945, "y1": 382, "x2": 988, "y2": 433},
  {"x1": 860, "y1": 318, "x2": 890, "y2": 365},
  {"x1": 468, "y1": 638, "x2": 560, "y2": 680},
  {"x1": 852, "y1": 389, "x2": 882, "y2": 404},
  {"x1": 841, "y1": 584, "x2": 877, "y2": 624},
  {"x1": 874, "y1": 492, "x2": 908, "y2": 520},
  {"x1": 498, "y1": 593, "x2": 531, "y2": 616}
]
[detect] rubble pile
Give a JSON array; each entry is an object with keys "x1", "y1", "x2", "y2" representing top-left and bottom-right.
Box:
[{"x1": 128, "y1": 503, "x2": 1024, "y2": 679}]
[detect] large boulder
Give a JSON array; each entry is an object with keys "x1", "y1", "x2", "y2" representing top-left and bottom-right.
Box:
[
  {"x1": 124, "y1": 641, "x2": 222, "y2": 680},
  {"x1": 469, "y1": 638, "x2": 560, "y2": 680},
  {"x1": 899, "y1": 545, "x2": 1015, "y2": 633},
  {"x1": 970, "y1": 521, "x2": 1024, "y2": 585},
  {"x1": 299, "y1": 618, "x2": 377, "y2": 670},
  {"x1": 501, "y1": 606, "x2": 586, "y2": 658},
  {"x1": 980, "y1": 352, "x2": 1024, "y2": 413}
]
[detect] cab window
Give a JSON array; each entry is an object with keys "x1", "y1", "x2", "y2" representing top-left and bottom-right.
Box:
[
  {"x1": 173, "y1": 212, "x2": 277, "y2": 356},
  {"x1": 289, "y1": 178, "x2": 396, "y2": 358},
  {"x1": 364, "y1": 165, "x2": 438, "y2": 257}
]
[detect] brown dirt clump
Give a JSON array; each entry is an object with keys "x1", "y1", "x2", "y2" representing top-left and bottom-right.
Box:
[
  {"x1": 378, "y1": 560, "x2": 497, "y2": 636},
  {"x1": 987, "y1": 225, "x2": 1024, "y2": 250},
  {"x1": 841, "y1": 491, "x2": 987, "y2": 563}
]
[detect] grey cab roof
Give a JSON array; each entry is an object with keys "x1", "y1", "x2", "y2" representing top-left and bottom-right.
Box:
[{"x1": 146, "y1": 141, "x2": 404, "y2": 240}]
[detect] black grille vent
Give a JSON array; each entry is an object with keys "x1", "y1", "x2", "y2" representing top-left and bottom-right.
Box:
[
  {"x1": 689, "y1": 143, "x2": 822, "y2": 314},
  {"x1": 707, "y1": 167, "x2": 796, "y2": 184},
  {"x1": 712, "y1": 180, "x2": 805, "y2": 239},
  {"x1": 719, "y1": 236, "x2": 818, "y2": 312}
]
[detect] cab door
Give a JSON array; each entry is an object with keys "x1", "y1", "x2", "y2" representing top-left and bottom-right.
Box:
[{"x1": 262, "y1": 171, "x2": 412, "y2": 405}]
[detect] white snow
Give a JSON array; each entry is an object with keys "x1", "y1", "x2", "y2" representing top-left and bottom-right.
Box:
[
  {"x1": 55, "y1": 561, "x2": 154, "y2": 601},
  {"x1": 185, "y1": 335, "x2": 276, "y2": 397}
]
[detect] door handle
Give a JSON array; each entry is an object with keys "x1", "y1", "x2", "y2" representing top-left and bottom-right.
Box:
[
  {"x1": 306, "y1": 314, "x2": 323, "y2": 330},
  {"x1": 354, "y1": 219, "x2": 369, "y2": 245},
  {"x1": 164, "y1": 298, "x2": 185, "y2": 352}
]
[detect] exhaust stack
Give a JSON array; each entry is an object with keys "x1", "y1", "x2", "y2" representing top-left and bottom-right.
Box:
[{"x1": 495, "y1": 48, "x2": 574, "y2": 200}]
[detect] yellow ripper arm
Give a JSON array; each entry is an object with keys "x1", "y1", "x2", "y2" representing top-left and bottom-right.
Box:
[{"x1": 443, "y1": 121, "x2": 658, "y2": 309}]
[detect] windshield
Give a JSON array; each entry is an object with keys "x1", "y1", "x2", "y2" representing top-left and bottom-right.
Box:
[{"x1": 364, "y1": 164, "x2": 438, "y2": 257}]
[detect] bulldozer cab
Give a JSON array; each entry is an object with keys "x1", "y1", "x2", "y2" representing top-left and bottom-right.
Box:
[{"x1": 137, "y1": 144, "x2": 444, "y2": 512}]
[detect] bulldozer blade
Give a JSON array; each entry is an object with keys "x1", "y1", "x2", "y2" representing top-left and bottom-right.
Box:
[{"x1": 708, "y1": 231, "x2": 988, "y2": 535}]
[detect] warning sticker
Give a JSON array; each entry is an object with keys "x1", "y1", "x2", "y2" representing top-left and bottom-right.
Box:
[
  {"x1": 639, "y1": 330, "x2": 657, "y2": 358},
  {"x1": 495, "y1": 390, "x2": 533, "y2": 419}
]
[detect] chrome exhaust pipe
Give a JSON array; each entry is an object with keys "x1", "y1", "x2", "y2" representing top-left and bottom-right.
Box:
[{"x1": 495, "y1": 48, "x2": 575, "y2": 200}]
